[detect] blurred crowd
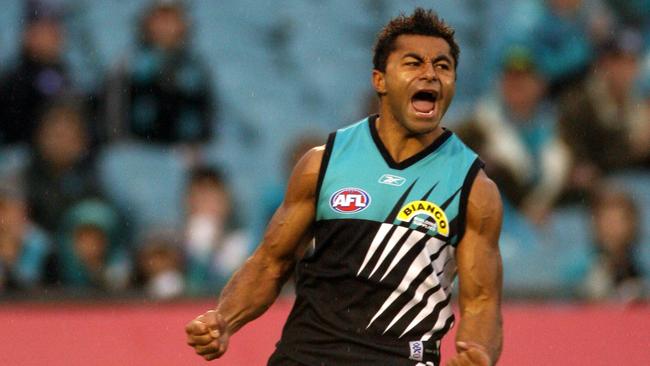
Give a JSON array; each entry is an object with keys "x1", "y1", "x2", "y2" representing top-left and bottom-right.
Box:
[
  {"x1": 0, "y1": 0, "x2": 232, "y2": 299},
  {"x1": 0, "y1": 0, "x2": 649, "y2": 302}
]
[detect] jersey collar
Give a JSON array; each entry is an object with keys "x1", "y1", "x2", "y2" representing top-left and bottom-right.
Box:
[{"x1": 368, "y1": 114, "x2": 452, "y2": 170}]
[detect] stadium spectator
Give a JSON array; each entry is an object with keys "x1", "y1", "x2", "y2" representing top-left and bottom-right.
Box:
[
  {"x1": 581, "y1": 187, "x2": 645, "y2": 302},
  {"x1": 103, "y1": 0, "x2": 215, "y2": 151},
  {"x1": 0, "y1": 184, "x2": 50, "y2": 293},
  {"x1": 0, "y1": 0, "x2": 70, "y2": 145},
  {"x1": 469, "y1": 46, "x2": 570, "y2": 223},
  {"x1": 183, "y1": 166, "x2": 249, "y2": 295},
  {"x1": 638, "y1": 70, "x2": 650, "y2": 168},
  {"x1": 528, "y1": 0, "x2": 606, "y2": 96},
  {"x1": 558, "y1": 29, "x2": 647, "y2": 201},
  {"x1": 135, "y1": 228, "x2": 185, "y2": 300},
  {"x1": 24, "y1": 100, "x2": 103, "y2": 234},
  {"x1": 56, "y1": 199, "x2": 130, "y2": 292},
  {"x1": 603, "y1": 0, "x2": 650, "y2": 37}
]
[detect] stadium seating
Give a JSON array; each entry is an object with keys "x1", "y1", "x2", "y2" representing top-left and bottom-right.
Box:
[
  {"x1": 0, "y1": 0, "x2": 648, "y2": 298},
  {"x1": 97, "y1": 143, "x2": 186, "y2": 232}
]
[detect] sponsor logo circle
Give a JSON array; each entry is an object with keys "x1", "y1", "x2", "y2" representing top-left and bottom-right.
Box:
[
  {"x1": 397, "y1": 200, "x2": 449, "y2": 237},
  {"x1": 329, "y1": 187, "x2": 371, "y2": 214}
]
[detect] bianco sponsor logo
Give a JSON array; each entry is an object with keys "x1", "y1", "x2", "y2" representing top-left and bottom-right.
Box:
[{"x1": 397, "y1": 200, "x2": 449, "y2": 237}]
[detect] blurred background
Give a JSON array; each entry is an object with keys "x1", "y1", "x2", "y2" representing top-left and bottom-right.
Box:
[{"x1": 0, "y1": 0, "x2": 649, "y2": 365}]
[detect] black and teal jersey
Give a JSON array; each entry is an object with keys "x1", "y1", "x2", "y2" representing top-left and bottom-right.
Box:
[{"x1": 271, "y1": 115, "x2": 483, "y2": 366}]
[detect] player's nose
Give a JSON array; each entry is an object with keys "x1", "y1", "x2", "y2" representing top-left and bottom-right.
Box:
[{"x1": 420, "y1": 62, "x2": 438, "y2": 82}]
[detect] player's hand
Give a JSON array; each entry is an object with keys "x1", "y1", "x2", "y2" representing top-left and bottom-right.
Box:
[
  {"x1": 445, "y1": 341, "x2": 491, "y2": 366},
  {"x1": 185, "y1": 309, "x2": 230, "y2": 361}
]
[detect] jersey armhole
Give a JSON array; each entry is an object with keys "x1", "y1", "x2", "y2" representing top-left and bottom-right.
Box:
[
  {"x1": 454, "y1": 157, "x2": 485, "y2": 246},
  {"x1": 314, "y1": 132, "x2": 336, "y2": 214}
]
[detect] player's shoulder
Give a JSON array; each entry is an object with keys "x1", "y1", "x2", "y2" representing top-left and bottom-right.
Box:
[
  {"x1": 468, "y1": 170, "x2": 502, "y2": 217},
  {"x1": 287, "y1": 144, "x2": 326, "y2": 187},
  {"x1": 459, "y1": 170, "x2": 502, "y2": 247},
  {"x1": 284, "y1": 145, "x2": 325, "y2": 200},
  {"x1": 298, "y1": 145, "x2": 325, "y2": 174}
]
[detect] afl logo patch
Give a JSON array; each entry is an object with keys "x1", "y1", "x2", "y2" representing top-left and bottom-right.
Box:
[{"x1": 330, "y1": 188, "x2": 371, "y2": 214}]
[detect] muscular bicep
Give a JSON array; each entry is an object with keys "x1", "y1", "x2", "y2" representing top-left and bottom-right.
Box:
[
  {"x1": 252, "y1": 146, "x2": 323, "y2": 273},
  {"x1": 456, "y1": 170, "x2": 503, "y2": 315},
  {"x1": 213, "y1": 147, "x2": 324, "y2": 334}
]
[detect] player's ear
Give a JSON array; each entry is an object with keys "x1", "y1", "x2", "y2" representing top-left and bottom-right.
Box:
[{"x1": 372, "y1": 69, "x2": 386, "y2": 95}]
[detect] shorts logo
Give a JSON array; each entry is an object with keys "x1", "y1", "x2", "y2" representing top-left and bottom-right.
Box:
[
  {"x1": 397, "y1": 200, "x2": 449, "y2": 237},
  {"x1": 378, "y1": 174, "x2": 406, "y2": 187},
  {"x1": 330, "y1": 187, "x2": 371, "y2": 214},
  {"x1": 409, "y1": 341, "x2": 424, "y2": 361}
]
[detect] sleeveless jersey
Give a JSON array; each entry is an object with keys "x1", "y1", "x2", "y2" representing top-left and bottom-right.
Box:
[{"x1": 272, "y1": 115, "x2": 483, "y2": 366}]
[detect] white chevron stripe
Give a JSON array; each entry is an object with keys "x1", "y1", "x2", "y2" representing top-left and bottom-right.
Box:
[
  {"x1": 420, "y1": 306, "x2": 454, "y2": 341},
  {"x1": 399, "y1": 281, "x2": 451, "y2": 338},
  {"x1": 382, "y1": 260, "x2": 438, "y2": 334},
  {"x1": 431, "y1": 246, "x2": 456, "y2": 292},
  {"x1": 436, "y1": 254, "x2": 456, "y2": 291},
  {"x1": 420, "y1": 306, "x2": 454, "y2": 342},
  {"x1": 366, "y1": 242, "x2": 432, "y2": 328},
  {"x1": 361, "y1": 224, "x2": 457, "y2": 340},
  {"x1": 431, "y1": 245, "x2": 451, "y2": 274},
  {"x1": 380, "y1": 231, "x2": 427, "y2": 281},
  {"x1": 368, "y1": 226, "x2": 409, "y2": 278},
  {"x1": 357, "y1": 223, "x2": 393, "y2": 276},
  {"x1": 381, "y1": 238, "x2": 450, "y2": 333},
  {"x1": 379, "y1": 237, "x2": 445, "y2": 332}
]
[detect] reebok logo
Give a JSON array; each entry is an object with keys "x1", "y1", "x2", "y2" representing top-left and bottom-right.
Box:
[{"x1": 378, "y1": 174, "x2": 406, "y2": 187}]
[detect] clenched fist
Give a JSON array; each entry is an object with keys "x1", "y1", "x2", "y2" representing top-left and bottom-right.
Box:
[{"x1": 185, "y1": 310, "x2": 230, "y2": 361}]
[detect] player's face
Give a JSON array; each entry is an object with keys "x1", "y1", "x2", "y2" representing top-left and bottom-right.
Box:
[{"x1": 373, "y1": 35, "x2": 456, "y2": 135}]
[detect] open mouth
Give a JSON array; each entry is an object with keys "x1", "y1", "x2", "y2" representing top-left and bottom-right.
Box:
[{"x1": 411, "y1": 90, "x2": 438, "y2": 117}]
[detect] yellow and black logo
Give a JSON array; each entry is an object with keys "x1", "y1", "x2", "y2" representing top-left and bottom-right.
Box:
[{"x1": 397, "y1": 200, "x2": 449, "y2": 237}]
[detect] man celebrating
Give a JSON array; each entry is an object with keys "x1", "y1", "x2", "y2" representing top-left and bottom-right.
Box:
[{"x1": 186, "y1": 8, "x2": 503, "y2": 366}]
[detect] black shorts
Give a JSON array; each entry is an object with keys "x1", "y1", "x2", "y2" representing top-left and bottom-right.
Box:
[{"x1": 267, "y1": 350, "x2": 309, "y2": 366}]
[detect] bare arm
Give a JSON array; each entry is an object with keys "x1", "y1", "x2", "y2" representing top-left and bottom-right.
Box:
[
  {"x1": 448, "y1": 170, "x2": 503, "y2": 366},
  {"x1": 217, "y1": 146, "x2": 322, "y2": 332},
  {"x1": 186, "y1": 146, "x2": 323, "y2": 360}
]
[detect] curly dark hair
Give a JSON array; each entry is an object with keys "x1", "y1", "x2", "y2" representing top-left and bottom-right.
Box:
[{"x1": 373, "y1": 8, "x2": 460, "y2": 72}]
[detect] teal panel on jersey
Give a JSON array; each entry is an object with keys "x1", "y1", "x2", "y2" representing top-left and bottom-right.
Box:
[{"x1": 316, "y1": 116, "x2": 481, "y2": 246}]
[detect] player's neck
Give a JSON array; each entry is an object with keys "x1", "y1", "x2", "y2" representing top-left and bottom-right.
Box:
[{"x1": 375, "y1": 114, "x2": 444, "y2": 163}]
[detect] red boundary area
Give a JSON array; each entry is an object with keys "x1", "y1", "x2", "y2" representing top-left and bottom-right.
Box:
[{"x1": 0, "y1": 300, "x2": 648, "y2": 365}]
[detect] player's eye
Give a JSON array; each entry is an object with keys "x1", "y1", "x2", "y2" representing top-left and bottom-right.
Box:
[{"x1": 404, "y1": 61, "x2": 420, "y2": 66}]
